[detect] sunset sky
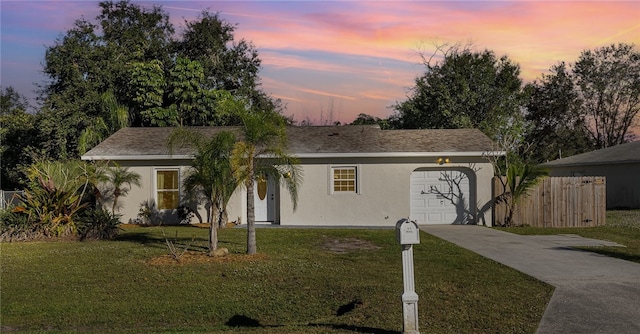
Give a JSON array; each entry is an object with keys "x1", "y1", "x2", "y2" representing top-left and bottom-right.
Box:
[{"x1": 1, "y1": 1, "x2": 639, "y2": 125}]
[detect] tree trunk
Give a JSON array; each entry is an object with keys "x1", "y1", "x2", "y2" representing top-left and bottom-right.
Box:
[
  {"x1": 208, "y1": 221, "x2": 218, "y2": 256},
  {"x1": 209, "y1": 198, "x2": 218, "y2": 256},
  {"x1": 218, "y1": 209, "x2": 228, "y2": 229},
  {"x1": 246, "y1": 179, "x2": 256, "y2": 254},
  {"x1": 112, "y1": 193, "x2": 120, "y2": 214}
]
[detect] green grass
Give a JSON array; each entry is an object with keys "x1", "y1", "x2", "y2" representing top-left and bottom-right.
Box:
[
  {"x1": 1, "y1": 226, "x2": 552, "y2": 333},
  {"x1": 499, "y1": 210, "x2": 640, "y2": 264}
]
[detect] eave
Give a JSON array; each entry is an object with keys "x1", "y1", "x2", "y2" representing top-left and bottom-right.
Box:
[{"x1": 81, "y1": 151, "x2": 505, "y2": 161}]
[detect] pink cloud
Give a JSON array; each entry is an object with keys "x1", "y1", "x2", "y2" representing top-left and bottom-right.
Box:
[{"x1": 2, "y1": 0, "x2": 639, "y2": 126}]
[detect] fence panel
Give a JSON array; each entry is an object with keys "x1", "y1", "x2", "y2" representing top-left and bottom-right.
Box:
[
  {"x1": 493, "y1": 176, "x2": 606, "y2": 227},
  {"x1": 1, "y1": 190, "x2": 24, "y2": 210}
]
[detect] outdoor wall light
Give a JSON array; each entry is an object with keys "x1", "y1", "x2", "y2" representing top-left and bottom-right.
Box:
[{"x1": 436, "y1": 157, "x2": 450, "y2": 165}]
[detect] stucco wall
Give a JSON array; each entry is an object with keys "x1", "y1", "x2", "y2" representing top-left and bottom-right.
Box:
[
  {"x1": 278, "y1": 157, "x2": 495, "y2": 227},
  {"x1": 548, "y1": 163, "x2": 640, "y2": 209},
  {"x1": 105, "y1": 160, "x2": 244, "y2": 225},
  {"x1": 110, "y1": 157, "x2": 495, "y2": 226}
]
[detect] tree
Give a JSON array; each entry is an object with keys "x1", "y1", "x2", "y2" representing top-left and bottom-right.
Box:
[
  {"x1": 105, "y1": 163, "x2": 141, "y2": 214},
  {"x1": 175, "y1": 11, "x2": 277, "y2": 112},
  {"x1": 37, "y1": 0, "x2": 277, "y2": 159},
  {"x1": 573, "y1": 43, "x2": 640, "y2": 148},
  {"x1": 483, "y1": 134, "x2": 548, "y2": 227},
  {"x1": 78, "y1": 91, "x2": 129, "y2": 155},
  {"x1": 349, "y1": 113, "x2": 391, "y2": 129},
  {"x1": 39, "y1": 0, "x2": 174, "y2": 159},
  {"x1": 134, "y1": 57, "x2": 228, "y2": 127},
  {"x1": 393, "y1": 44, "x2": 525, "y2": 141},
  {"x1": 167, "y1": 127, "x2": 239, "y2": 255},
  {"x1": 493, "y1": 158, "x2": 549, "y2": 226},
  {"x1": 0, "y1": 87, "x2": 37, "y2": 189},
  {"x1": 225, "y1": 93, "x2": 302, "y2": 255},
  {"x1": 523, "y1": 63, "x2": 594, "y2": 162}
]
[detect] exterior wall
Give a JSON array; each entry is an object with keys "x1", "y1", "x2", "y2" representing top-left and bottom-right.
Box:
[
  {"x1": 109, "y1": 157, "x2": 495, "y2": 226},
  {"x1": 548, "y1": 163, "x2": 640, "y2": 209},
  {"x1": 278, "y1": 157, "x2": 495, "y2": 227},
  {"x1": 107, "y1": 160, "x2": 244, "y2": 225}
]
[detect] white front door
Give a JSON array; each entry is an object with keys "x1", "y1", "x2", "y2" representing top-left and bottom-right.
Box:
[
  {"x1": 254, "y1": 176, "x2": 275, "y2": 222},
  {"x1": 410, "y1": 170, "x2": 472, "y2": 225}
]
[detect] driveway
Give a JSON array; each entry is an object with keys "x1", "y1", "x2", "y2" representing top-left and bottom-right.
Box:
[{"x1": 420, "y1": 225, "x2": 640, "y2": 334}]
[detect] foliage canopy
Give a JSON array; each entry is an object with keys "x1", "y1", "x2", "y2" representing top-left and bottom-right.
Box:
[
  {"x1": 392, "y1": 45, "x2": 525, "y2": 142},
  {"x1": 36, "y1": 0, "x2": 276, "y2": 160}
]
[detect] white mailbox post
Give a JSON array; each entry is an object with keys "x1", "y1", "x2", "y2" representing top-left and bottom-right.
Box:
[{"x1": 396, "y1": 218, "x2": 420, "y2": 334}]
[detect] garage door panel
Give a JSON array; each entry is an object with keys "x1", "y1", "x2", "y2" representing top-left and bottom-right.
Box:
[
  {"x1": 426, "y1": 171, "x2": 442, "y2": 178},
  {"x1": 411, "y1": 170, "x2": 471, "y2": 225},
  {"x1": 412, "y1": 185, "x2": 426, "y2": 194},
  {"x1": 444, "y1": 213, "x2": 459, "y2": 221},
  {"x1": 427, "y1": 213, "x2": 444, "y2": 222}
]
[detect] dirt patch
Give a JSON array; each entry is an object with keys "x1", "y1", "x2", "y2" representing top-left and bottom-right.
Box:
[
  {"x1": 146, "y1": 251, "x2": 268, "y2": 265},
  {"x1": 319, "y1": 237, "x2": 381, "y2": 254}
]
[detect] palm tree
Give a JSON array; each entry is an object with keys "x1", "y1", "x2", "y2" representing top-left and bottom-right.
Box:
[
  {"x1": 495, "y1": 159, "x2": 548, "y2": 226},
  {"x1": 79, "y1": 91, "x2": 129, "y2": 155},
  {"x1": 106, "y1": 163, "x2": 141, "y2": 214},
  {"x1": 167, "y1": 127, "x2": 239, "y2": 255},
  {"x1": 230, "y1": 106, "x2": 302, "y2": 255}
]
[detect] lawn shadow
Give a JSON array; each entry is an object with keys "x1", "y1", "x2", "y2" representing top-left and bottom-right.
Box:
[
  {"x1": 336, "y1": 299, "x2": 363, "y2": 316},
  {"x1": 224, "y1": 315, "x2": 399, "y2": 334},
  {"x1": 226, "y1": 314, "x2": 263, "y2": 327},
  {"x1": 225, "y1": 315, "x2": 286, "y2": 329},
  {"x1": 308, "y1": 323, "x2": 400, "y2": 334},
  {"x1": 576, "y1": 246, "x2": 640, "y2": 264},
  {"x1": 115, "y1": 231, "x2": 166, "y2": 247},
  {"x1": 115, "y1": 226, "x2": 208, "y2": 251},
  {"x1": 116, "y1": 225, "x2": 245, "y2": 255}
]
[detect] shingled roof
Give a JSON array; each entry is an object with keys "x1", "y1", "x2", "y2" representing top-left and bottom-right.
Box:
[
  {"x1": 542, "y1": 140, "x2": 640, "y2": 167},
  {"x1": 81, "y1": 125, "x2": 498, "y2": 160}
]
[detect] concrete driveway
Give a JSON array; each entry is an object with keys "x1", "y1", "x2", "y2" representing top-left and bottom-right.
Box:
[{"x1": 420, "y1": 225, "x2": 640, "y2": 334}]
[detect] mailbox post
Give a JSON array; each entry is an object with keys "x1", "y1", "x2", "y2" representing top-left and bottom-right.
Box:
[{"x1": 396, "y1": 218, "x2": 420, "y2": 334}]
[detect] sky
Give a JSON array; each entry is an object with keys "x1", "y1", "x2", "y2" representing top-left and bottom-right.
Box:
[{"x1": 1, "y1": 1, "x2": 639, "y2": 125}]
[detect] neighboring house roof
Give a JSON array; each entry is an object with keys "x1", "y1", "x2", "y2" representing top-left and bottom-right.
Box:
[
  {"x1": 542, "y1": 140, "x2": 640, "y2": 167},
  {"x1": 81, "y1": 125, "x2": 500, "y2": 160}
]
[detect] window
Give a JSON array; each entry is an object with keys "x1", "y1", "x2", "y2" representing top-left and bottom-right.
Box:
[
  {"x1": 332, "y1": 166, "x2": 357, "y2": 193},
  {"x1": 156, "y1": 169, "x2": 179, "y2": 210}
]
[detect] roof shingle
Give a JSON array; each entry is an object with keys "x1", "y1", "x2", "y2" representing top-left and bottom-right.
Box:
[
  {"x1": 82, "y1": 125, "x2": 497, "y2": 159},
  {"x1": 542, "y1": 140, "x2": 640, "y2": 167}
]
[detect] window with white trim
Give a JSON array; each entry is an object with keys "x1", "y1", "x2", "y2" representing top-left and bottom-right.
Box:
[
  {"x1": 156, "y1": 169, "x2": 179, "y2": 210},
  {"x1": 332, "y1": 166, "x2": 357, "y2": 193}
]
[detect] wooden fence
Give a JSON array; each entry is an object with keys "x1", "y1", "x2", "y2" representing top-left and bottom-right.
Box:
[{"x1": 492, "y1": 176, "x2": 606, "y2": 227}]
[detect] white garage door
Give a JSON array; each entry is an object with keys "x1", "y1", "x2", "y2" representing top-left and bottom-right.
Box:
[{"x1": 410, "y1": 170, "x2": 471, "y2": 225}]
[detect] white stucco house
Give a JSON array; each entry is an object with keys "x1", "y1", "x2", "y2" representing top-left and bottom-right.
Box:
[
  {"x1": 543, "y1": 140, "x2": 640, "y2": 209},
  {"x1": 81, "y1": 125, "x2": 500, "y2": 226}
]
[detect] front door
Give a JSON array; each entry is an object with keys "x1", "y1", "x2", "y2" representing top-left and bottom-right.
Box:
[{"x1": 254, "y1": 176, "x2": 276, "y2": 223}]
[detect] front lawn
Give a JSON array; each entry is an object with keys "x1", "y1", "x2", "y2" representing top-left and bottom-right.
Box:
[
  {"x1": 500, "y1": 210, "x2": 640, "y2": 264},
  {"x1": 1, "y1": 226, "x2": 552, "y2": 333}
]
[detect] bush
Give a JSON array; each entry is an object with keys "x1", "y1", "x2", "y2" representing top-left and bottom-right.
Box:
[
  {"x1": 77, "y1": 208, "x2": 122, "y2": 240},
  {"x1": 14, "y1": 178, "x2": 87, "y2": 237},
  {"x1": 0, "y1": 207, "x2": 45, "y2": 242}
]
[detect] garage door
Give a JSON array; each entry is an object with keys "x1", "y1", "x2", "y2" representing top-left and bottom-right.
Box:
[{"x1": 410, "y1": 170, "x2": 471, "y2": 225}]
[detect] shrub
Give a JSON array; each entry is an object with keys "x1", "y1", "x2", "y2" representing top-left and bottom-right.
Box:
[
  {"x1": 1, "y1": 159, "x2": 110, "y2": 241},
  {"x1": 0, "y1": 207, "x2": 44, "y2": 242},
  {"x1": 14, "y1": 177, "x2": 87, "y2": 237},
  {"x1": 77, "y1": 208, "x2": 122, "y2": 240},
  {"x1": 176, "y1": 204, "x2": 195, "y2": 224}
]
